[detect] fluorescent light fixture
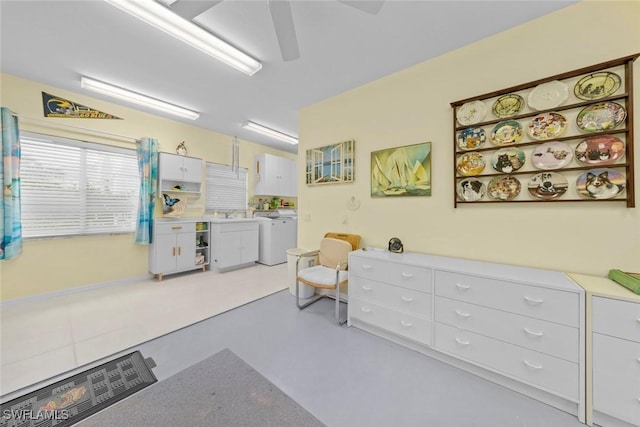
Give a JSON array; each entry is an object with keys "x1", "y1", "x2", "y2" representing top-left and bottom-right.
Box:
[
  {"x1": 104, "y1": 0, "x2": 262, "y2": 76},
  {"x1": 80, "y1": 76, "x2": 200, "y2": 120},
  {"x1": 242, "y1": 121, "x2": 298, "y2": 145}
]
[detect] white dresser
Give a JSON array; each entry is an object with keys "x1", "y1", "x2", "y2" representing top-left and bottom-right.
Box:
[
  {"x1": 348, "y1": 249, "x2": 586, "y2": 423},
  {"x1": 570, "y1": 274, "x2": 640, "y2": 427}
]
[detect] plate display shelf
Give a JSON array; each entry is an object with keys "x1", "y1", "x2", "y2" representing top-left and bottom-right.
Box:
[{"x1": 451, "y1": 53, "x2": 639, "y2": 207}]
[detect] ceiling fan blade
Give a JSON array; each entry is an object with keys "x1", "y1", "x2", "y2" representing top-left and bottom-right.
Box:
[
  {"x1": 337, "y1": 0, "x2": 384, "y2": 15},
  {"x1": 268, "y1": 0, "x2": 300, "y2": 62},
  {"x1": 169, "y1": 0, "x2": 222, "y2": 20}
]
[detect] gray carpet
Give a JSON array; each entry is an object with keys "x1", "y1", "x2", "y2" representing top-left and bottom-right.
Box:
[{"x1": 79, "y1": 348, "x2": 324, "y2": 427}]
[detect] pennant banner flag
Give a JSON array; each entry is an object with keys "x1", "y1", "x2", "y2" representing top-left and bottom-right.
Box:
[{"x1": 42, "y1": 92, "x2": 122, "y2": 119}]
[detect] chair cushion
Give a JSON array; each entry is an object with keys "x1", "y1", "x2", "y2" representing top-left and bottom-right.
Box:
[{"x1": 297, "y1": 265, "x2": 348, "y2": 288}]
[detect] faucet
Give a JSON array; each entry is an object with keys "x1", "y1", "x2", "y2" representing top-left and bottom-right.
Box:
[{"x1": 224, "y1": 211, "x2": 233, "y2": 219}]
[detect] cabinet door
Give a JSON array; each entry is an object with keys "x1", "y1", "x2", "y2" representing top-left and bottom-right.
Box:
[
  {"x1": 240, "y1": 228, "x2": 259, "y2": 264},
  {"x1": 181, "y1": 156, "x2": 202, "y2": 183},
  {"x1": 176, "y1": 232, "x2": 196, "y2": 270},
  {"x1": 159, "y1": 153, "x2": 185, "y2": 181},
  {"x1": 217, "y1": 231, "x2": 241, "y2": 268},
  {"x1": 155, "y1": 233, "x2": 178, "y2": 273},
  {"x1": 288, "y1": 158, "x2": 297, "y2": 197}
]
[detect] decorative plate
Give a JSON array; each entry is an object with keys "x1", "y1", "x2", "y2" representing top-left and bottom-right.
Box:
[
  {"x1": 576, "y1": 168, "x2": 625, "y2": 200},
  {"x1": 456, "y1": 152, "x2": 485, "y2": 176},
  {"x1": 574, "y1": 71, "x2": 622, "y2": 100},
  {"x1": 576, "y1": 102, "x2": 626, "y2": 132},
  {"x1": 457, "y1": 128, "x2": 486, "y2": 150},
  {"x1": 527, "y1": 80, "x2": 569, "y2": 110},
  {"x1": 490, "y1": 120, "x2": 523, "y2": 146},
  {"x1": 527, "y1": 112, "x2": 568, "y2": 140},
  {"x1": 575, "y1": 135, "x2": 625, "y2": 165},
  {"x1": 491, "y1": 147, "x2": 525, "y2": 173},
  {"x1": 492, "y1": 94, "x2": 524, "y2": 118},
  {"x1": 456, "y1": 100, "x2": 487, "y2": 126},
  {"x1": 532, "y1": 141, "x2": 573, "y2": 170},
  {"x1": 487, "y1": 176, "x2": 521, "y2": 201},
  {"x1": 457, "y1": 179, "x2": 485, "y2": 202},
  {"x1": 527, "y1": 172, "x2": 568, "y2": 200}
]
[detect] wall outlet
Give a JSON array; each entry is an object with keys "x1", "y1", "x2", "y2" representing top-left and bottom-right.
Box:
[{"x1": 303, "y1": 213, "x2": 311, "y2": 222}]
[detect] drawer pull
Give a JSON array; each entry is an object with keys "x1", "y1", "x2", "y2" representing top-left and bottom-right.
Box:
[
  {"x1": 455, "y1": 309, "x2": 471, "y2": 318},
  {"x1": 360, "y1": 307, "x2": 372, "y2": 313},
  {"x1": 524, "y1": 296, "x2": 544, "y2": 305},
  {"x1": 523, "y1": 328, "x2": 544, "y2": 337},
  {"x1": 361, "y1": 286, "x2": 372, "y2": 291},
  {"x1": 455, "y1": 283, "x2": 470, "y2": 291},
  {"x1": 361, "y1": 264, "x2": 373, "y2": 270},
  {"x1": 400, "y1": 320, "x2": 412, "y2": 328},
  {"x1": 455, "y1": 337, "x2": 470, "y2": 346},
  {"x1": 171, "y1": 226, "x2": 183, "y2": 230},
  {"x1": 524, "y1": 360, "x2": 543, "y2": 370},
  {"x1": 400, "y1": 296, "x2": 414, "y2": 303},
  {"x1": 401, "y1": 272, "x2": 414, "y2": 279}
]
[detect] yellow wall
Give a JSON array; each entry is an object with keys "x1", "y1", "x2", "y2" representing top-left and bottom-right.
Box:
[
  {"x1": 297, "y1": 1, "x2": 640, "y2": 276},
  {"x1": 0, "y1": 73, "x2": 295, "y2": 301}
]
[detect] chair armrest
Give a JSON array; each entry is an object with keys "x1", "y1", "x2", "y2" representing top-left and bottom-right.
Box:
[
  {"x1": 295, "y1": 250, "x2": 320, "y2": 273},
  {"x1": 334, "y1": 259, "x2": 348, "y2": 271}
]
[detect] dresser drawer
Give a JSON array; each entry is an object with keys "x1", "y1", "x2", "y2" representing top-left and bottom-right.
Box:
[
  {"x1": 593, "y1": 333, "x2": 640, "y2": 425},
  {"x1": 435, "y1": 271, "x2": 579, "y2": 326},
  {"x1": 593, "y1": 297, "x2": 640, "y2": 343},
  {"x1": 349, "y1": 297, "x2": 431, "y2": 346},
  {"x1": 155, "y1": 221, "x2": 196, "y2": 234},
  {"x1": 350, "y1": 276, "x2": 432, "y2": 318},
  {"x1": 435, "y1": 296, "x2": 578, "y2": 362},
  {"x1": 435, "y1": 322, "x2": 578, "y2": 400},
  {"x1": 350, "y1": 257, "x2": 432, "y2": 293}
]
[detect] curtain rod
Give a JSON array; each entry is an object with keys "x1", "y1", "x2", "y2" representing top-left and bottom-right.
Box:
[{"x1": 14, "y1": 114, "x2": 140, "y2": 142}]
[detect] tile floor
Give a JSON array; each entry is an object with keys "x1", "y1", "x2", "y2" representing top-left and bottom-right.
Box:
[{"x1": 0, "y1": 263, "x2": 289, "y2": 397}]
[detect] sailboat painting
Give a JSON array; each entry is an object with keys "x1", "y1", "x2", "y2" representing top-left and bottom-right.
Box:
[{"x1": 371, "y1": 142, "x2": 432, "y2": 197}]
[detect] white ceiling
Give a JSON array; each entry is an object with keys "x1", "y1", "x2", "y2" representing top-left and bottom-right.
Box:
[{"x1": 0, "y1": 0, "x2": 575, "y2": 153}]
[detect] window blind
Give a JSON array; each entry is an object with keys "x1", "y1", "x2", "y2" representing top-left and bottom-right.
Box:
[
  {"x1": 20, "y1": 133, "x2": 140, "y2": 238},
  {"x1": 205, "y1": 162, "x2": 247, "y2": 212}
]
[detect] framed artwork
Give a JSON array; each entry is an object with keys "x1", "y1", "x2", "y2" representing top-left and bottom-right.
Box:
[
  {"x1": 305, "y1": 140, "x2": 355, "y2": 185},
  {"x1": 371, "y1": 142, "x2": 432, "y2": 197}
]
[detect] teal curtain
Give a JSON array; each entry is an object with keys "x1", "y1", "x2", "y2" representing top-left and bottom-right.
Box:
[
  {"x1": 135, "y1": 137, "x2": 158, "y2": 244},
  {"x1": 0, "y1": 107, "x2": 23, "y2": 260}
]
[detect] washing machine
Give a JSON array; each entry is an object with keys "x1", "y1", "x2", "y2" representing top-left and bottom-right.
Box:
[{"x1": 255, "y1": 209, "x2": 297, "y2": 266}]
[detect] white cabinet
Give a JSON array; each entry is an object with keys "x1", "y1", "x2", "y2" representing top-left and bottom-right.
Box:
[
  {"x1": 348, "y1": 249, "x2": 586, "y2": 423},
  {"x1": 254, "y1": 153, "x2": 296, "y2": 197},
  {"x1": 159, "y1": 152, "x2": 203, "y2": 195},
  {"x1": 210, "y1": 220, "x2": 259, "y2": 272},
  {"x1": 149, "y1": 219, "x2": 207, "y2": 280}
]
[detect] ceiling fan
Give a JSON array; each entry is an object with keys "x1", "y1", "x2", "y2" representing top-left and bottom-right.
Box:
[{"x1": 161, "y1": 0, "x2": 385, "y2": 62}]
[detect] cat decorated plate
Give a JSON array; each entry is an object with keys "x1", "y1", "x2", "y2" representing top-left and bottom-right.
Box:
[
  {"x1": 574, "y1": 71, "x2": 622, "y2": 100},
  {"x1": 456, "y1": 100, "x2": 487, "y2": 126},
  {"x1": 492, "y1": 94, "x2": 524, "y2": 118},
  {"x1": 527, "y1": 80, "x2": 569, "y2": 111},
  {"x1": 456, "y1": 152, "x2": 485, "y2": 176},
  {"x1": 457, "y1": 128, "x2": 486, "y2": 150},
  {"x1": 527, "y1": 172, "x2": 568, "y2": 200},
  {"x1": 576, "y1": 102, "x2": 626, "y2": 132},
  {"x1": 457, "y1": 179, "x2": 485, "y2": 202},
  {"x1": 527, "y1": 112, "x2": 568, "y2": 140},
  {"x1": 490, "y1": 120, "x2": 523, "y2": 146},
  {"x1": 576, "y1": 168, "x2": 625, "y2": 199},
  {"x1": 532, "y1": 141, "x2": 573, "y2": 170},
  {"x1": 487, "y1": 176, "x2": 521, "y2": 201},
  {"x1": 491, "y1": 147, "x2": 525, "y2": 173},
  {"x1": 575, "y1": 135, "x2": 625, "y2": 165}
]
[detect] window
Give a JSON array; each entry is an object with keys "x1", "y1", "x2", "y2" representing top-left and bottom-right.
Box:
[
  {"x1": 20, "y1": 132, "x2": 140, "y2": 238},
  {"x1": 205, "y1": 162, "x2": 247, "y2": 212}
]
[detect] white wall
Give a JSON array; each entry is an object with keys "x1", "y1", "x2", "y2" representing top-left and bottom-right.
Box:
[{"x1": 297, "y1": 1, "x2": 640, "y2": 276}]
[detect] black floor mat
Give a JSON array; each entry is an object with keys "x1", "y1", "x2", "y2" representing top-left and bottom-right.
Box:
[{"x1": 0, "y1": 351, "x2": 157, "y2": 427}]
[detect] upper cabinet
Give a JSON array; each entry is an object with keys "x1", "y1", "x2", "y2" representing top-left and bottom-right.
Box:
[
  {"x1": 159, "y1": 152, "x2": 203, "y2": 195},
  {"x1": 254, "y1": 153, "x2": 297, "y2": 197}
]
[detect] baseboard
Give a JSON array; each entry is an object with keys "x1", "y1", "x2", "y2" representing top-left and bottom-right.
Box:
[{"x1": 0, "y1": 274, "x2": 154, "y2": 308}]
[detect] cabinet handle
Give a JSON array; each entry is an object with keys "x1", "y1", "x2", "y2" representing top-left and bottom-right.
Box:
[
  {"x1": 178, "y1": 246, "x2": 181, "y2": 256},
  {"x1": 172, "y1": 247, "x2": 176, "y2": 256},
  {"x1": 455, "y1": 337, "x2": 470, "y2": 346},
  {"x1": 171, "y1": 226, "x2": 182, "y2": 230},
  {"x1": 455, "y1": 283, "x2": 470, "y2": 291},
  {"x1": 401, "y1": 272, "x2": 414, "y2": 279},
  {"x1": 523, "y1": 360, "x2": 543, "y2": 370},
  {"x1": 400, "y1": 320, "x2": 412, "y2": 328},
  {"x1": 360, "y1": 307, "x2": 372, "y2": 313},
  {"x1": 523, "y1": 328, "x2": 544, "y2": 337},
  {"x1": 400, "y1": 296, "x2": 414, "y2": 302},
  {"x1": 455, "y1": 309, "x2": 471, "y2": 318},
  {"x1": 361, "y1": 264, "x2": 373, "y2": 270},
  {"x1": 524, "y1": 296, "x2": 544, "y2": 305},
  {"x1": 636, "y1": 318, "x2": 640, "y2": 323},
  {"x1": 361, "y1": 286, "x2": 372, "y2": 291}
]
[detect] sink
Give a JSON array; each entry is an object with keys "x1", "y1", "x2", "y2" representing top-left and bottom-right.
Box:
[{"x1": 210, "y1": 218, "x2": 257, "y2": 224}]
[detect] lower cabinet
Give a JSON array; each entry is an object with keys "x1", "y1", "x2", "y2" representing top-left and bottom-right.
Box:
[
  {"x1": 210, "y1": 221, "x2": 259, "y2": 272},
  {"x1": 149, "y1": 220, "x2": 205, "y2": 280},
  {"x1": 348, "y1": 249, "x2": 585, "y2": 423}
]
